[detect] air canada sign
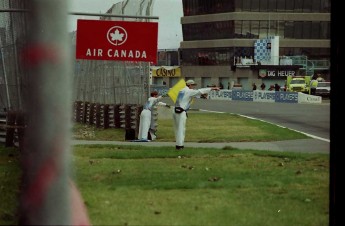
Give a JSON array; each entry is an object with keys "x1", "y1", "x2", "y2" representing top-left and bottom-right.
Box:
[{"x1": 76, "y1": 19, "x2": 158, "y2": 63}]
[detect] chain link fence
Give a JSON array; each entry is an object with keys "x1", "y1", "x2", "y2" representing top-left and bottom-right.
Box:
[
  {"x1": 71, "y1": 0, "x2": 156, "y2": 105},
  {"x1": 1, "y1": 0, "x2": 156, "y2": 145},
  {"x1": 73, "y1": 60, "x2": 150, "y2": 105},
  {"x1": 0, "y1": 0, "x2": 29, "y2": 112},
  {"x1": 0, "y1": 0, "x2": 155, "y2": 112}
]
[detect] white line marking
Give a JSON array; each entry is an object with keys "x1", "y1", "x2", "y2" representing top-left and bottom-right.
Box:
[{"x1": 199, "y1": 109, "x2": 330, "y2": 143}]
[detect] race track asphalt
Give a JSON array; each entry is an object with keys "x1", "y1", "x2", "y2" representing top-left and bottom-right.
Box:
[{"x1": 72, "y1": 99, "x2": 330, "y2": 154}]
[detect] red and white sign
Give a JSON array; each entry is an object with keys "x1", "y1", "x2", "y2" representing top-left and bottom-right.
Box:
[{"x1": 76, "y1": 19, "x2": 158, "y2": 63}]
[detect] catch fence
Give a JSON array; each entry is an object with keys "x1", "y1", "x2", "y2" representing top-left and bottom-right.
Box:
[{"x1": 0, "y1": 0, "x2": 155, "y2": 147}]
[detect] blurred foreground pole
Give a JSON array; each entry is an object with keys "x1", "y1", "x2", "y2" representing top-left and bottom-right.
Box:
[{"x1": 19, "y1": 1, "x2": 90, "y2": 225}]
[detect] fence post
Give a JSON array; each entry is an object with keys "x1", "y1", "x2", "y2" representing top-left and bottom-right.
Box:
[
  {"x1": 18, "y1": 1, "x2": 90, "y2": 225},
  {"x1": 16, "y1": 111, "x2": 26, "y2": 151},
  {"x1": 5, "y1": 110, "x2": 15, "y2": 147},
  {"x1": 89, "y1": 103, "x2": 96, "y2": 125},
  {"x1": 82, "y1": 101, "x2": 88, "y2": 123},
  {"x1": 95, "y1": 103, "x2": 101, "y2": 128},
  {"x1": 103, "y1": 104, "x2": 109, "y2": 129},
  {"x1": 135, "y1": 105, "x2": 143, "y2": 137},
  {"x1": 114, "y1": 104, "x2": 122, "y2": 128},
  {"x1": 124, "y1": 104, "x2": 131, "y2": 129}
]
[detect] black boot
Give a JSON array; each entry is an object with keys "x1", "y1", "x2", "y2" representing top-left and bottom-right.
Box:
[{"x1": 176, "y1": 145, "x2": 184, "y2": 150}]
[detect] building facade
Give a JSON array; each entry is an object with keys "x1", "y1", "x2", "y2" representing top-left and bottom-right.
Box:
[{"x1": 177, "y1": 0, "x2": 331, "y2": 90}]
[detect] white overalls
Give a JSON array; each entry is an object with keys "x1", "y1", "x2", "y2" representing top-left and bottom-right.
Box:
[
  {"x1": 173, "y1": 87, "x2": 212, "y2": 147},
  {"x1": 138, "y1": 96, "x2": 166, "y2": 140}
]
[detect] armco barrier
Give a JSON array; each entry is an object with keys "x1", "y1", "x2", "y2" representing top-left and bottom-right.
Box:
[{"x1": 208, "y1": 89, "x2": 322, "y2": 104}]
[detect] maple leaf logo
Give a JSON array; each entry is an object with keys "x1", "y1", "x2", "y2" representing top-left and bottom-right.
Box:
[
  {"x1": 110, "y1": 29, "x2": 124, "y2": 43},
  {"x1": 107, "y1": 26, "x2": 128, "y2": 46}
]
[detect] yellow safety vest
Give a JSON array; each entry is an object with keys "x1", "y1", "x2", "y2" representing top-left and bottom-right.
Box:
[{"x1": 311, "y1": 80, "x2": 318, "y2": 88}]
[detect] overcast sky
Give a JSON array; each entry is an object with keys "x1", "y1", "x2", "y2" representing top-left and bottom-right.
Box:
[{"x1": 68, "y1": 0, "x2": 183, "y2": 49}]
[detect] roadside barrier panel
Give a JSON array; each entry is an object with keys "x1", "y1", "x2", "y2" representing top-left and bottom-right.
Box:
[
  {"x1": 95, "y1": 104, "x2": 101, "y2": 128},
  {"x1": 71, "y1": 102, "x2": 143, "y2": 133},
  {"x1": 0, "y1": 112, "x2": 6, "y2": 144},
  {"x1": 103, "y1": 104, "x2": 110, "y2": 129},
  {"x1": 82, "y1": 102, "x2": 89, "y2": 123},
  {"x1": 74, "y1": 101, "x2": 83, "y2": 123},
  {"x1": 5, "y1": 111, "x2": 16, "y2": 147},
  {"x1": 0, "y1": 111, "x2": 27, "y2": 150},
  {"x1": 124, "y1": 105, "x2": 132, "y2": 129},
  {"x1": 16, "y1": 111, "x2": 26, "y2": 151},
  {"x1": 88, "y1": 103, "x2": 97, "y2": 126},
  {"x1": 135, "y1": 105, "x2": 143, "y2": 136},
  {"x1": 114, "y1": 104, "x2": 122, "y2": 128}
]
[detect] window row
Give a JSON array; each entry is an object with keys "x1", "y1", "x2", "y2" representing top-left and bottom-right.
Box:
[
  {"x1": 180, "y1": 47, "x2": 330, "y2": 66},
  {"x1": 182, "y1": 20, "x2": 330, "y2": 40},
  {"x1": 183, "y1": 0, "x2": 331, "y2": 15}
]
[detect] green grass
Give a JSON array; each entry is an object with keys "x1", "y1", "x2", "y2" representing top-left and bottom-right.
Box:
[
  {"x1": 1, "y1": 112, "x2": 326, "y2": 225},
  {"x1": 71, "y1": 145, "x2": 329, "y2": 226},
  {"x1": 0, "y1": 146, "x2": 21, "y2": 225},
  {"x1": 73, "y1": 112, "x2": 308, "y2": 142}
]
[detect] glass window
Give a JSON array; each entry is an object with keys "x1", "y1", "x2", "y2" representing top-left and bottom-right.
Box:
[
  {"x1": 183, "y1": 0, "x2": 236, "y2": 15},
  {"x1": 259, "y1": 21, "x2": 268, "y2": 38},
  {"x1": 277, "y1": 21, "x2": 285, "y2": 38},
  {"x1": 242, "y1": 21, "x2": 251, "y2": 38},
  {"x1": 311, "y1": 22, "x2": 320, "y2": 39},
  {"x1": 284, "y1": 21, "x2": 294, "y2": 38},
  {"x1": 268, "y1": 20, "x2": 277, "y2": 37},
  {"x1": 183, "y1": 21, "x2": 237, "y2": 41},
  {"x1": 251, "y1": 0, "x2": 259, "y2": 12},
  {"x1": 320, "y1": 21, "x2": 330, "y2": 39},
  {"x1": 260, "y1": 0, "x2": 268, "y2": 12},
  {"x1": 321, "y1": 0, "x2": 331, "y2": 12},
  {"x1": 235, "y1": 20, "x2": 243, "y2": 38},
  {"x1": 182, "y1": 0, "x2": 189, "y2": 16},
  {"x1": 280, "y1": 47, "x2": 300, "y2": 56},
  {"x1": 312, "y1": 0, "x2": 321, "y2": 12},
  {"x1": 303, "y1": 0, "x2": 312, "y2": 12},
  {"x1": 294, "y1": 21, "x2": 303, "y2": 39},
  {"x1": 286, "y1": 0, "x2": 294, "y2": 11},
  {"x1": 235, "y1": 0, "x2": 242, "y2": 11},
  {"x1": 268, "y1": 0, "x2": 277, "y2": 11},
  {"x1": 277, "y1": 0, "x2": 285, "y2": 12},
  {"x1": 294, "y1": 0, "x2": 303, "y2": 12},
  {"x1": 240, "y1": 47, "x2": 254, "y2": 58},
  {"x1": 181, "y1": 48, "x2": 234, "y2": 66},
  {"x1": 204, "y1": 0, "x2": 213, "y2": 14},
  {"x1": 251, "y1": 21, "x2": 259, "y2": 39},
  {"x1": 302, "y1": 22, "x2": 311, "y2": 39},
  {"x1": 234, "y1": 47, "x2": 243, "y2": 57},
  {"x1": 243, "y1": 0, "x2": 251, "y2": 11}
]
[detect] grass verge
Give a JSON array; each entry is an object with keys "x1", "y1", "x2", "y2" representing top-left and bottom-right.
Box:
[
  {"x1": 72, "y1": 112, "x2": 309, "y2": 142},
  {"x1": 72, "y1": 145, "x2": 329, "y2": 226},
  {"x1": 0, "y1": 112, "x2": 326, "y2": 225}
]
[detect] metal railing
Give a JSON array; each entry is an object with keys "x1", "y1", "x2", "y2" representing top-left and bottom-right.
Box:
[{"x1": 234, "y1": 55, "x2": 330, "y2": 77}]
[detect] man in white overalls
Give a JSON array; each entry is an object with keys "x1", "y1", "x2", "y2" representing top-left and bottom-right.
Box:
[
  {"x1": 173, "y1": 80, "x2": 219, "y2": 150},
  {"x1": 138, "y1": 91, "x2": 169, "y2": 141}
]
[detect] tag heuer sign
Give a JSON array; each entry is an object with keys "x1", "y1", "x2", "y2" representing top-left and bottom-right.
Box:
[
  {"x1": 76, "y1": 19, "x2": 158, "y2": 63},
  {"x1": 259, "y1": 69, "x2": 267, "y2": 78}
]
